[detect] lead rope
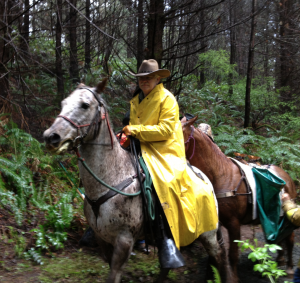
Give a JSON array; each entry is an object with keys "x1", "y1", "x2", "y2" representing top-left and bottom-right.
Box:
[
  {"x1": 130, "y1": 136, "x2": 155, "y2": 254},
  {"x1": 74, "y1": 147, "x2": 141, "y2": 196}
]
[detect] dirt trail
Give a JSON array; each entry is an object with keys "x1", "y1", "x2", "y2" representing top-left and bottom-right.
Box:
[{"x1": 0, "y1": 218, "x2": 298, "y2": 282}]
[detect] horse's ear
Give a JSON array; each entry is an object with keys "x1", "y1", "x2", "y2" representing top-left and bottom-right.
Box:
[
  {"x1": 185, "y1": 115, "x2": 198, "y2": 126},
  {"x1": 96, "y1": 78, "x2": 108, "y2": 93}
]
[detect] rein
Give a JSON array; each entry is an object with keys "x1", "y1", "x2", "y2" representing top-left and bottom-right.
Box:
[
  {"x1": 74, "y1": 146, "x2": 141, "y2": 222},
  {"x1": 75, "y1": 147, "x2": 141, "y2": 197},
  {"x1": 56, "y1": 87, "x2": 142, "y2": 222},
  {"x1": 56, "y1": 87, "x2": 156, "y2": 226}
]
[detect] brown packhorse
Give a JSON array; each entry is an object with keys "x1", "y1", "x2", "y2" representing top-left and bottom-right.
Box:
[{"x1": 181, "y1": 116, "x2": 297, "y2": 281}]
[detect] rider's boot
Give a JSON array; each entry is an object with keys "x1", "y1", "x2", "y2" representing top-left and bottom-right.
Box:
[{"x1": 155, "y1": 207, "x2": 185, "y2": 269}]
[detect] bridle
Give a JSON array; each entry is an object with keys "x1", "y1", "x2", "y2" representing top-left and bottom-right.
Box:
[
  {"x1": 184, "y1": 124, "x2": 196, "y2": 160},
  {"x1": 55, "y1": 87, "x2": 155, "y2": 226},
  {"x1": 57, "y1": 87, "x2": 114, "y2": 149}
]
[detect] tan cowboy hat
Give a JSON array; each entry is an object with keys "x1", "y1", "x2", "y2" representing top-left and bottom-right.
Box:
[{"x1": 128, "y1": 59, "x2": 170, "y2": 78}]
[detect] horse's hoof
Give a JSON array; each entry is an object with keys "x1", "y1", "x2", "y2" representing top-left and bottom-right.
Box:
[
  {"x1": 79, "y1": 227, "x2": 98, "y2": 247},
  {"x1": 286, "y1": 267, "x2": 294, "y2": 279}
]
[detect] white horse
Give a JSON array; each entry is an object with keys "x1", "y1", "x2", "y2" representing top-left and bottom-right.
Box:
[{"x1": 43, "y1": 79, "x2": 229, "y2": 283}]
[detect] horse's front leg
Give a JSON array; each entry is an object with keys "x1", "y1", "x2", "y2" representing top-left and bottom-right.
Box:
[
  {"x1": 199, "y1": 227, "x2": 231, "y2": 283},
  {"x1": 106, "y1": 232, "x2": 134, "y2": 283},
  {"x1": 225, "y1": 217, "x2": 240, "y2": 282},
  {"x1": 276, "y1": 240, "x2": 285, "y2": 266},
  {"x1": 285, "y1": 231, "x2": 295, "y2": 279}
]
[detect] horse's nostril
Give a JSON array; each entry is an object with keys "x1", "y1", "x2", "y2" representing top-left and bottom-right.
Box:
[{"x1": 48, "y1": 133, "x2": 61, "y2": 145}]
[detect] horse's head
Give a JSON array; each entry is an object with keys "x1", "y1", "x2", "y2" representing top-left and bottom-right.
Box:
[
  {"x1": 43, "y1": 78, "x2": 108, "y2": 154},
  {"x1": 181, "y1": 116, "x2": 198, "y2": 140}
]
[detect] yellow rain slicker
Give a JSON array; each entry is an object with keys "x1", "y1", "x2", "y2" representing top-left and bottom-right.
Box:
[{"x1": 130, "y1": 83, "x2": 218, "y2": 248}]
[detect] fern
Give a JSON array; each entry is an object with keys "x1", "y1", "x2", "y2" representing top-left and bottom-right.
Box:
[
  {"x1": 213, "y1": 124, "x2": 300, "y2": 181},
  {"x1": 0, "y1": 119, "x2": 80, "y2": 260},
  {"x1": 207, "y1": 265, "x2": 222, "y2": 283},
  {"x1": 0, "y1": 191, "x2": 24, "y2": 225},
  {"x1": 24, "y1": 248, "x2": 44, "y2": 265},
  {"x1": 46, "y1": 231, "x2": 68, "y2": 249},
  {"x1": 6, "y1": 226, "x2": 27, "y2": 257},
  {"x1": 30, "y1": 181, "x2": 51, "y2": 210}
]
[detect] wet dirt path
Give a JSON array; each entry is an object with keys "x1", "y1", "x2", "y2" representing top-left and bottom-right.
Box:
[{"x1": 0, "y1": 224, "x2": 298, "y2": 282}]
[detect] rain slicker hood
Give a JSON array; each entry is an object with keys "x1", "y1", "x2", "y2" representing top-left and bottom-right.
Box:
[{"x1": 130, "y1": 83, "x2": 218, "y2": 248}]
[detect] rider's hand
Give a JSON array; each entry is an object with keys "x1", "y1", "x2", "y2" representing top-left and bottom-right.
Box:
[
  {"x1": 122, "y1": 125, "x2": 132, "y2": 136},
  {"x1": 281, "y1": 193, "x2": 291, "y2": 202}
]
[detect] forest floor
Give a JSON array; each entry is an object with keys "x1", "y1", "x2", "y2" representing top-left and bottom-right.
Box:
[{"x1": 0, "y1": 206, "x2": 298, "y2": 283}]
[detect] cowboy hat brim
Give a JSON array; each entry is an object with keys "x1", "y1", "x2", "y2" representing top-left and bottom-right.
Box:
[{"x1": 128, "y1": 69, "x2": 170, "y2": 78}]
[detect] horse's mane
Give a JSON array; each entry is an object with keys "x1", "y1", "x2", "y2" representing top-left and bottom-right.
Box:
[
  {"x1": 195, "y1": 127, "x2": 233, "y2": 166},
  {"x1": 93, "y1": 93, "x2": 112, "y2": 140}
]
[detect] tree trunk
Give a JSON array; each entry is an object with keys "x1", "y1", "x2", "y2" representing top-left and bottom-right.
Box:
[
  {"x1": 85, "y1": 0, "x2": 91, "y2": 72},
  {"x1": 228, "y1": 0, "x2": 236, "y2": 96},
  {"x1": 147, "y1": 0, "x2": 165, "y2": 67},
  {"x1": 69, "y1": 0, "x2": 79, "y2": 84},
  {"x1": 0, "y1": 0, "x2": 14, "y2": 110},
  {"x1": 20, "y1": 0, "x2": 30, "y2": 55},
  {"x1": 127, "y1": 18, "x2": 133, "y2": 58},
  {"x1": 56, "y1": 0, "x2": 64, "y2": 100},
  {"x1": 199, "y1": 0, "x2": 206, "y2": 87},
  {"x1": 244, "y1": 0, "x2": 256, "y2": 128},
  {"x1": 136, "y1": 0, "x2": 144, "y2": 69},
  {"x1": 278, "y1": 0, "x2": 296, "y2": 103}
]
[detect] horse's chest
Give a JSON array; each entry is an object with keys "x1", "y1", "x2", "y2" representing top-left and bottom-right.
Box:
[{"x1": 84, "y1": 196, "x2": 143, "y2": 244}]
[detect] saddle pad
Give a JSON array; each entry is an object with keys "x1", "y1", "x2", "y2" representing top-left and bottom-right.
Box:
[{"x1": 229, "y1": 158, "x2": 257, "y2": 219}]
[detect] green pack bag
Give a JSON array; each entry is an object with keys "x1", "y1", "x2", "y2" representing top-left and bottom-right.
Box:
[{"x1": 253, "y1": 167, "x2": 297, "y2": 244}]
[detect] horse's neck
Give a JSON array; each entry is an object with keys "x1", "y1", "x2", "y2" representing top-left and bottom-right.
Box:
[
  {"x1": 193, "y1": 129, "x2": 234, "y2": 184},
  {"x1": 79, "y1": 121, "x2": 135, "y2": 198}
]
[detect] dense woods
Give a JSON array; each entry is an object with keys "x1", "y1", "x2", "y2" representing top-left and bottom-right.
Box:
[
  {"x1": 1, "y1": 0, "x2": 300, "y2": 278},
  {"x1": 0, "y1": 0, "x2": 300, "y2": 132}
]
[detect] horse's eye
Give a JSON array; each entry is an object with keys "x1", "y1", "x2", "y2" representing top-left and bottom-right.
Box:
[{"x1": 82, "y1": 102, "x2": 90, "y2": 109}]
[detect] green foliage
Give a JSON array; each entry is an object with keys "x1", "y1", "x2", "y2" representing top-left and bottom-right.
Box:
[
  {"x1": 24, "y1": 248, "x2": 44, "y2": 265},
  {"x1": 180, "y1": 50, "x2": 300, "y2": 145},
  {"x1": 126, "y1": 254, "x2": 160, "y2": 277},
  {"x1": 213, "y1": 125, "x2": 300, "y2": 181},
  {"x1": 179, "y1": 80, "x2": 240, "y2": 127},
  {"x1": 235, "y1": 239, "x2": 287, "y2": 283},
  {"x1": 207, "y1": 265, "x2": 221, "y2": 283},
  {"x1": 0, "y1": 120, "x2": 82, "y2": 263},
  {"x1": 178, "y1": 67, "x2": 300, "y2": 183},
  {"x1": 6, "y1": 226, "x2": 27, "y2": 257},
  {"x1": 39, "y1": 252, "x2": 110, "y2": 282},
  {"x1": 199, "y1": 50, "x2": 238, "y2": 82},
  {"x1": 26, "y1": 186, "x2": 76, "y2": 262}
]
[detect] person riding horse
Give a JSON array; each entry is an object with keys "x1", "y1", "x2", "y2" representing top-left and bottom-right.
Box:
[{"x1": 123, "y1": 59, "x2": 218, "y2": 256}]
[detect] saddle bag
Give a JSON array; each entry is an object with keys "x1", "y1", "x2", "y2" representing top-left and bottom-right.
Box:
[{"x1": 253, "y1": 167, "x2": 298, "y2": 243}]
